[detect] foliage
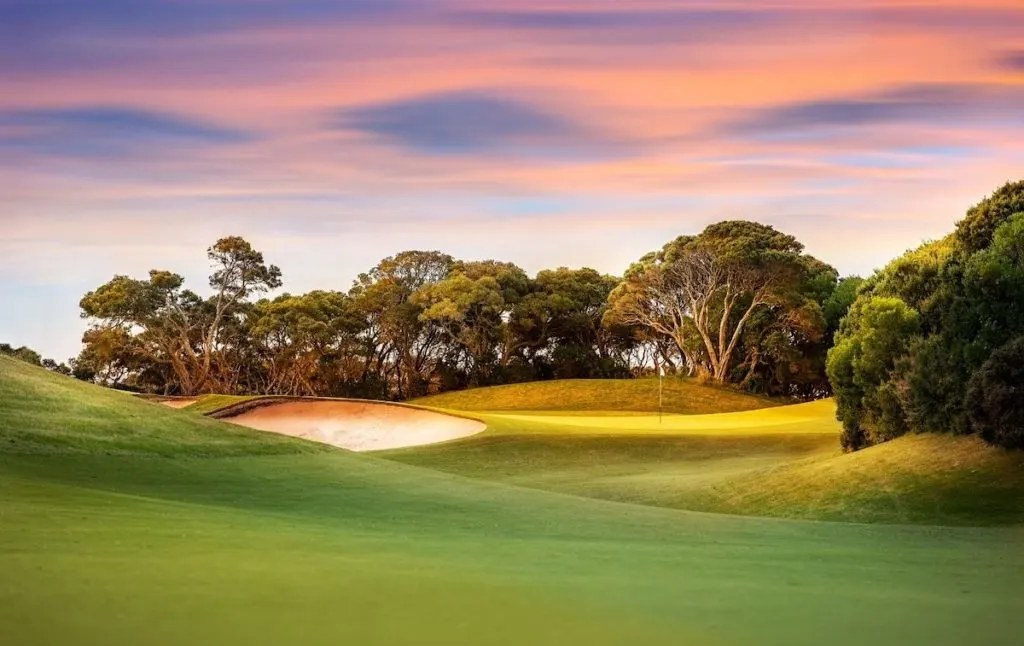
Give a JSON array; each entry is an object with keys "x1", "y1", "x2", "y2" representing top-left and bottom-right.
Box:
[
  {"x1": 966, "y1": 336, "x2": 1024, "y2": 449},
  {"x1": 79, "y1": 237, "x2": 281, "y2": 395},
  {"x1": 76, "y1": 226, "x2": 847, "y2": 401},
  {"x1": 606, "y1": 220, "x2": 847, "y2": 396},
  {"x1": 0, "y1": 343, "x2": 43, "y2": 366},
  {"x1": 829, "y1": 180, "x2": 1024, "y2": 450},
  {"x1": 1, "y1": 342, "x2": 71, "y2": 375},
  {"x1": 826, "y1": 296, "x2": 920, "y2": 449}
]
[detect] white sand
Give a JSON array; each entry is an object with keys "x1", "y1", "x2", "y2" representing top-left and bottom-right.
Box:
[{"x1": 224, "y1": 400, "x2": 485, "y2": 452}]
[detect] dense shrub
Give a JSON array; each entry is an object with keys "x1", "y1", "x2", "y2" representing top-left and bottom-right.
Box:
[
  {"x1": 828, "y1": 179, "x2": 1024, "y2": 450},
  {"x1": 826, "y1": 296, "x2": 920, "y2": 449},
  {"x1": 966, "y1": 337, "x2": 1024, "y2": 449}
]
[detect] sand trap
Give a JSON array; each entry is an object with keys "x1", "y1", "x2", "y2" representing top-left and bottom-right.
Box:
[
  {"x1": 223, "y1": 400, "x2": 485, "y2": 452},
  {"x1": 160, "y1": 397, "x2": 199, "y2": 409}
]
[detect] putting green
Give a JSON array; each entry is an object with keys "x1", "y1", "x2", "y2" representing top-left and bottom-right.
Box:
[
  {"x1": 3, "y1": 356, "x2": 1023, "y2": 645},
  {"x1": 411, "y1": 377, "x2": 779, "y2": 414},
  {"x1": 483, "y1": 399, "x2": 839, "y2": 435}
]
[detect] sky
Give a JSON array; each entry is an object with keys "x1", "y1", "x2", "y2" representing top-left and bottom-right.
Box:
[{"x1": 1, "y1": 0, "x2": 1023, "y2": 361}]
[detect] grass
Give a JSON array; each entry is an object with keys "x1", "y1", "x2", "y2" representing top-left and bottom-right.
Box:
[
  {"x1": 3, "y1": 355, "x2": 1024, "y2": 645},
  {"x1": 185, "y1": 393, "x2": 261, "y2": 415},
  {"x1": 410, "y1": 376, "x2": 780, "y2": 414},
  {"x1": 0, "y1": 358, "x2": 317, "y2": 457},
  {"x1": 699, "y1": 433, "x2": 1024, "y2": 525},
  {"x1": 385, "y1": 399, "x2": 1024, "y2": 526}
]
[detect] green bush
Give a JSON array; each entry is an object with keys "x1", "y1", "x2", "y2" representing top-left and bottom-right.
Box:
[
  {"x1": 966, "y1": 337, "x2": 1024, "y2": 449},
  {"x1": 827, "y1": 180, "x2": 1024, "y2": 450}
]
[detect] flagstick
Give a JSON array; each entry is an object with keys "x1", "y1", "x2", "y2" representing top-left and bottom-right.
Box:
[{"x1": 658, "y1": 365, "x2": 663, "y2": 425}]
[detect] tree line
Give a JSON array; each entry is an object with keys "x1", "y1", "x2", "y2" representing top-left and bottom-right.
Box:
[
  {"x1": 1, "y1": 343, "x2": 72, "y2": 374},
  {"x1": 828, "y1": 180, "x2": 1024, "y2": 449},
  {"x1": 65, "y1": 221, "x2": 859, "y2": 401},
  {"x1": 13, "y1": 182, "x2": 1021, "y2": 452}
]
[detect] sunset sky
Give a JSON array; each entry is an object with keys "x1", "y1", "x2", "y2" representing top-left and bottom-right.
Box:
[{"x1": 2, "y1": 0, "x2": 1023, "y2": 360}]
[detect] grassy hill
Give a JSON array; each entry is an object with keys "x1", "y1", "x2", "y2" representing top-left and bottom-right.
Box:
[
  {"x1": 386, "y1": 399, "x2": 1024, "y2": 526},
  {"x1": 0, "y1": 357, "x2": 317, "y2": 457},
  {"x1": 700, "y1": 433, "x2": 1024, "y2": 525},
  {"x1": 3, "y1": 355, "x2": 1024, "y2": 645},
  {"x1": 411, "y1": 377, "x2": 780, "y2": 414}
]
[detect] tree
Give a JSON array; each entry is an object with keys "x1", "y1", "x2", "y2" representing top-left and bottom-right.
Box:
[
  {"x1": 965, "y1": 336, "x2": 1024, "y2": 449},
  {"x1": 607, "y1": 221, "x2": 830, "y2": 385},
  {"x1": 417, "y1": 260, "x2": 530, "y2": 386},
  {"x1": 2, "y1": 343, "x2": 73, "y2": 376},
  {"x1": 731, "y1": 256, "x2": 844, "y2": 398},
  {"x1": 248, "y1": 291, "x2": 362, "y2": 396},
  {"x1": 349, "y1": 251, "x2": 455, "y2": 398},
  {"x1": 0, "y1": 343, "x2": 42, "y2": 366},
  {"x1": 827, "y1": 179, "x2": 1024, "y2": 450},
  {"x1": 822, "y1": 276, "x2": 864, "y2": 340},
  {"x1": 826, "y1": 296, "x2": 921, "y2": 450},
  {"x1": 79, "y1": 237, "x2": 281, "y2": 395},
  {"x1": 604, "y1": 252, "x2": 698, "y2": 375},
  {"x1": 955, "y1": 179, "x2": 1024, "y2": 255},
  {"x1": 516, "y1": 267, "x2": 628, "y2": 378}
]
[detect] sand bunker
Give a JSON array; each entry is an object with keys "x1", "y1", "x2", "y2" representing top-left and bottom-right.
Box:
[{"x1": 223, "y1": 400, "x2": 485, "y2": 452}]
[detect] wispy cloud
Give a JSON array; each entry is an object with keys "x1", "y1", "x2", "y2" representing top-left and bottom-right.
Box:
[
  {"x1": 2, "y1": 0, "x2": 1024, "y2": 360},
  {"x1": 0, "y1": 107, "x2": 251, "y2": 158},
  {"x1": 453, "y1": 7, "x2": 781, "y2": 33},
  {"x1": 723, "y1": 84, "x2": 1024, "y2": 139},
  {"x1": 335, "y1": 91, "x2": 623, "y2": 157},
  {"x1": 0, "y1": 0, "x2": 410, "y2": 36},
  {"x1": 1000, "y1": 50, "x2": 1024, "y2": 71}
]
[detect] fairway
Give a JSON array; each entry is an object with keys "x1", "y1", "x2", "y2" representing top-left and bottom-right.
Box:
[
  {"x1": 388, "y1": 389, "x2": 1024, "y2": 526},
  {"x1": 3, "y1": 356, "x2": 1024, "y2": 645}
]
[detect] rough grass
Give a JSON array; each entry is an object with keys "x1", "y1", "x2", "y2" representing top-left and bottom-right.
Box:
[
  {"x1": 411, "y1": 377, "x2": 780, "y2": 414},
  {"x1": 3, "y1": 356, "x2": 1024, "y2": 645}
]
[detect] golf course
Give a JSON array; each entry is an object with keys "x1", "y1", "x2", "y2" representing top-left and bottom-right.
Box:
[
  {"x1": 6, "y1": 1, "x2": 1024, "y2": 642},
  {"x1": 3, "y1": 354, "x2": 1023, "y2": 646}
]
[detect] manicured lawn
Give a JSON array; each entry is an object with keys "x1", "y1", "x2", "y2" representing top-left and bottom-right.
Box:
[
  {"x1": 3, "y1": 357, "x2": 1024, "y2": 645},
  {"x1": 410, "y1": 376, "x2": 781, "y2": 414},
  {"x1": 386, "y1": 400, "x2": 1024, "y2": 526}
]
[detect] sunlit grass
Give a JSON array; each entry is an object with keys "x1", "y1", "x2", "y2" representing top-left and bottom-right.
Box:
[
  {"x1": 3, "y1": 356, "x2": 1023, "y2": 645},
  {"x1": 410, "y1": 377, "x2": 780, "y2": 414}
]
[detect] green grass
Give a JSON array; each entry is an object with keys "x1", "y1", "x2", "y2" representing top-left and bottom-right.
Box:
[
  {"x1": 699, "y1": 433, "x2": 1024, "y2": 525},
  {"x1": 411, "y1": 377, "x2": 780, "y2": 414},
  {"x1": 0, "y1": 358, "x2": 318, "y2": 457},
  {"x1": 185, "y1": 393, "x2": 261, "y2": 415},
  {"x1": 3, "y1": 355, "x2": 1024, "y2": 645},
  {"x1": 385, "y1": 400, "x2": 1024, "y2": 526}
]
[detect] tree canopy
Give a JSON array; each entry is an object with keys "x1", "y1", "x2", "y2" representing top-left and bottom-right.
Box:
[
  {"x1": 828, "y1": 180, "x2": 1024, "y2": 450},
  {"x1": 74, "y1": 223, "x2": 856, "y2": 403},
  {"x1": 606, "y1": 220, "x2": 847, "y2": 396}
]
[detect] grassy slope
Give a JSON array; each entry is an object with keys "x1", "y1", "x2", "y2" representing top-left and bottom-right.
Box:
[
  {"x1": 386, "y1": 400, "x2": 1024, "y2": 526},
  {"x1": 186, "y1": 393, "x2": 261, "y2": 415},
  {"x1": 3, "y1": 356, "x2": 1024, "y2": 646},
  {"x1": 1, "y1": 358, "x2": 318, "y2": 457},
  {"x1": 411, "y1": 377, "x2": 779, "y2": 414},
  {"x1": 704, "y1": 433, "x2": 1024, "y2": 525}
]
